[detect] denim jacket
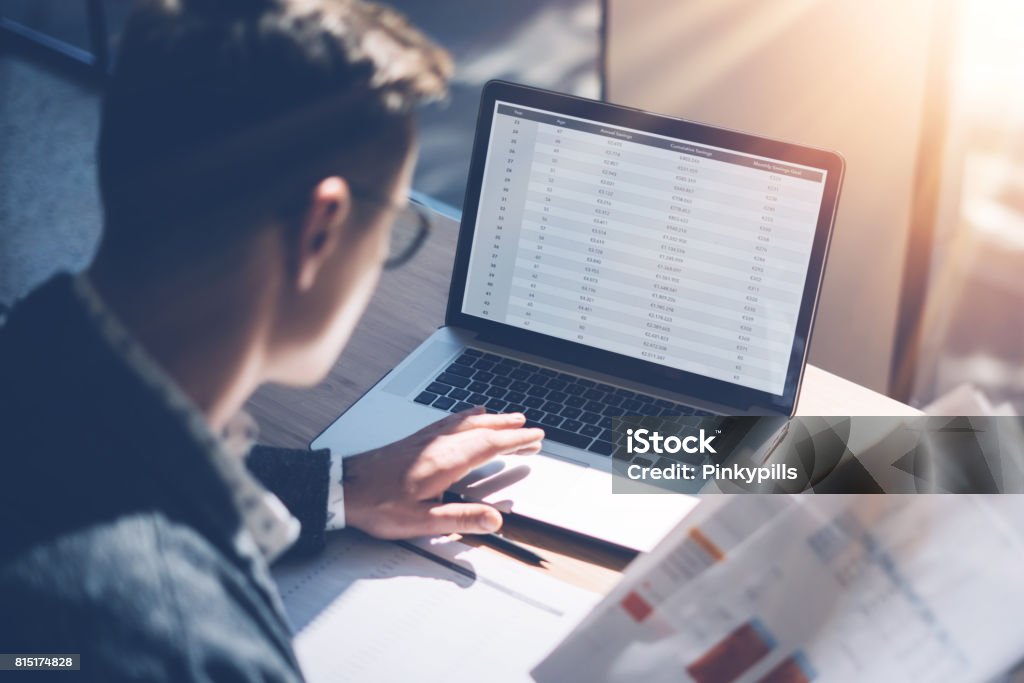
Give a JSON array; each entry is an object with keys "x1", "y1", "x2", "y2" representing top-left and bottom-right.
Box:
[{"x1": 0, "y1": 275, "x2": 333, "y2": 682}]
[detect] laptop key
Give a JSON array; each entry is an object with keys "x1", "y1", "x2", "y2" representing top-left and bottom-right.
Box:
[
  {"x1": 540, "y1": 413, "x2": 564, "y2": 428},
  {"x1": 486, "y1": 398, "x2": 508, "y2": 412},
  {"x1": 464, "y1": 348, "x2": 483, "y2": 357},
  {"x1": 527, "y1": 373, "x2": 550, "y2": 386},
  {"x1": 505, "y1": 403, "x2": 526, "y2": 413},
  {"x1": 539, "y1": 368, "x2": 557, "y2": 377},
  {"x1": 510, "y1": 369, "x2": 530, "y2": 380},
  {"x1": 561, "y1": 419, "x2": 583, "y2": 433},
  {"x1": 579, "y1": 411, "x2": 602, "y2": 425},
  {"x1": 602, "y1": 393, "x2": 623, "y2": 407},
  {"x1": 449, "y1": 388, "x2": 470, "y2": 400},
  {"x1": 415, "y1": 391, "x2": 438, "y2": 405},
  {"x1": 468, "y1": 393, "x2": 489, "y2": 405},
  {"x1": 614, "y1": 388, "x2": 636, "y2": 398},
  {"x1": 602, "y1": 405, "x2": 625, "y2": 416},
  {"x1": 525, "y1": 422, "x2": 593, "y2": 449},
  {"x1": 584, "y1": 401, "x2": 605, "y2": 413},
  {"x1": 546, "y1": 379, "x2": 567, "y2": 392},
  {"x1": 436, "y1": 372, "x2": 470, "y2": 388},
  {"x1": 432, "y1": 396, "x2": 456, "y2": 410},
  {"x1": 485, "y1": 386, "x2": 508, "y2": 399},
  {"x1": 474, "y1": 371, "x2": 495, "y2": 383},
  {"x1": 580, "y1": 424, "x2": 602, "y2": 438},
  {"x1": 524, "y1": 396, "x2": 545, "y2": 408},
  {"x1": 451, "y1": 402, "x2": 476, "y2": 413},
  {"x1": 526, "y1": 386, "x2": 550, "y2": 398},
  {"x1": 621, "y1": 398, "x2": 643, "y2": 411},
  {"x1": 505, "y1": 391, "x2": 526, "y2": 403},
  {"x1": 510, "y1": 380, "x2": 531, "y2": 393},
  {"x1": 492, "y1": 376, "x2": 512, "y2": 387},
  {"x1": 677, "y1": 450, "x2": 708, "y2": 467},
  {"x1": 524, "y1": 409, "x2": 546, "y2": 422},
  {"x1": 632, "y1": 457, "x2": 653, "y2": 468},
  {"x1": 565, "y1": 384, "x2": 586, "y2": 396},
  {"x1": 589, "y1": 440, "x2": 613, "y2": 456},
  {"x1": 481, "y1": 352, "x2": 502, "y2": 363},
  {"x1": 583, "y1": 389, "x2": 604, "y2": 401},
  {"x1": 566, "y1": 395, "x2": 586, "y2": 407},
  {"x1": 446, "y1": 363, "x2": 475, "y2": 378},
  {"x1": 546, "y1": 390, "x2": 568, "y2": 403},
  {"x1": 426, "y1": 382, "x2": 450, "y2": 395},
  {"x1": 492, "y1": 364, "x2": 516, "y2": 377},
  {"x1": 468, "y1": 381, "x2": 489, "y2": 393},
  {"x1": 474, "y1": 360, "x2": 496, "y2": 372},
  {"x1": 542, "y1": 400, "x2": 563, "y2": 413},
  {"x1": 575, "y1": 378, "x2": 595, "y2": 388},
  {"x1": 453, "y1": 354, "x2": 476, "y2": 366},
  {"x1": 560, "y1": 406, "x2": 582, "y2": 419}
]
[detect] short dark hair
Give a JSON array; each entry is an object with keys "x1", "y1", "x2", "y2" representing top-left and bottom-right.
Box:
[{"x1": 97, "y1": 0, "x2": 451, "y2": 268}]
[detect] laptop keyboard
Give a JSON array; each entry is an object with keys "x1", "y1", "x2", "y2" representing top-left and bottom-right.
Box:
[{"x1": 413, "y1": 347, "x2": 716, "y2": 458}]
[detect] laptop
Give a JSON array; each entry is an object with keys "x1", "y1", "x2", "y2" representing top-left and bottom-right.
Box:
[{"x1": 312, "y1": 81, "x2": 844, "y2": 551}]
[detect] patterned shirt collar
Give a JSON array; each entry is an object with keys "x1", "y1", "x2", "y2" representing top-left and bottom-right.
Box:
[{"x1": 72, "y1": 275, "x2": 300, "y2": 561}]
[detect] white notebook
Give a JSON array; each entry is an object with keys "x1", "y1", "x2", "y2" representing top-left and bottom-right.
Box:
[{"x1": 272, "y1": 530, "x2": 599, "y2": 683}]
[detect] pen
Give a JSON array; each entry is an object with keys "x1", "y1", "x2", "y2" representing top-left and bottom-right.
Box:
[{"x1": 442, "y1": 491, "x2": 548, "y2": 566}]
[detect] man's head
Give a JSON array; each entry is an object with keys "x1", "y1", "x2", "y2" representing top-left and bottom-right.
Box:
[{"x1": 92, "y1": 0, "x2": 451, "y2": 389}]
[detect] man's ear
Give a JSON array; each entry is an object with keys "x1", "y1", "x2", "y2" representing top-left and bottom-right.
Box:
[{"x1": 294, "y1": 176, "x2": 352, "y2": 291}]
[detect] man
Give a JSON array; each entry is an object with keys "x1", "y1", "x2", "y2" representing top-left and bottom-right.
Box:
[{"x1": 0, "y1": 0, "x2": 544, "y2": 680}]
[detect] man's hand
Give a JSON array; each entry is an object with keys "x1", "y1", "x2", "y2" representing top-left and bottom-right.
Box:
[{"x1": 343, "y1": 407, "x2": 543, "y2": 539}]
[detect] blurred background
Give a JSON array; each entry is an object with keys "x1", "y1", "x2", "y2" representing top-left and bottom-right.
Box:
[{"x1": 1, "y1": 0, "x2": 1022, "y2": 414}]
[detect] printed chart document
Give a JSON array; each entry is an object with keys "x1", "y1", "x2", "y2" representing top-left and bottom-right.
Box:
[
  {"x1": 534, "y1": 495, "x2": 1024, "y2": 683},
  {"x1": 272, "y1": 530, "x2": 599, "y2": 683}
]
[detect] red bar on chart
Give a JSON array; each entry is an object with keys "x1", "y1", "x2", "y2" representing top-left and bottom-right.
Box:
[{"x1": 686, "y1": 620, "x2": 775, "y2": 683}]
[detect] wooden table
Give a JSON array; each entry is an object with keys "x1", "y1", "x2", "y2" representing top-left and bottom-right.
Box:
[{"x1": 247, "y1": 206, "x2": 919, "y2": 595}]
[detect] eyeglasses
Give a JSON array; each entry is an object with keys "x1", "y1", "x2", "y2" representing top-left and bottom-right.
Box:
[{"x1": 350, "y1": 191, "x2": 433, "y2": 270}]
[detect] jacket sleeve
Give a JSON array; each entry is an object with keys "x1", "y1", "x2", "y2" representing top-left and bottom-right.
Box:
[{"x1": 246, "y1": 446, "x2": 331, "y2": 557}]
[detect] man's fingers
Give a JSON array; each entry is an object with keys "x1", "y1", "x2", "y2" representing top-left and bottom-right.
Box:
[
  {"x1": 421, "y1": 502, "x2": 503, "y2": 535},
  {"x1": 438, "y1": 409, "x2": 527, "y2": 434},
  {"x1": 421, "y1": 408, "x2": 526, "y2": 437},
  {"x1": 423, "y1": 406, "x2": 485, "y2": 434},
  {"x1": 465, "y1": 426, "x2": 545, "y2": 460},
  {"x1": 412, "y1": 426, "x2": 544, "y2": 500},
  {"x1": 509, "y1": 442, "x2": 544, "y2": 455}
]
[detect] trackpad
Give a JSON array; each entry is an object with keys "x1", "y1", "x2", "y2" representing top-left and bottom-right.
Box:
[{"x1": 451, "y1": 453, "x2": 590, "y2": 513}]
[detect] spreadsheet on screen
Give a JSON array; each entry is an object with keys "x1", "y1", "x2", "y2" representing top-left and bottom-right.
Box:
[{"x1": 462, "y1": 101, "x2": 828, "y2": 395}]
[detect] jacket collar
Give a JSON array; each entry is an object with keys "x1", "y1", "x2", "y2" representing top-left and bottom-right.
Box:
[{"x1": 68, "y1": 274, "x2": 301, "y2": 562}]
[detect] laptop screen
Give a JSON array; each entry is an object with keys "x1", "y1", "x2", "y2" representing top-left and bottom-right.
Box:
[{"x1": 461, "y1": 100, "x2": 830, "y2": 396}]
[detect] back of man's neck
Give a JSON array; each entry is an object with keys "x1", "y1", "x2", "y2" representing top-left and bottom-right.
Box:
[{"x1": 86, "y1": 261, "x2": 268, "y2": 431}]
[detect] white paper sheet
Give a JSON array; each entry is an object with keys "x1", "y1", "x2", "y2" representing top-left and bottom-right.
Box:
[
  {"x1": 272, "y1": 530, "x2": 600, "y2": 683},
  {"x1": 534, "y1": 495, "x2": 1024, "y2": 683}
]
